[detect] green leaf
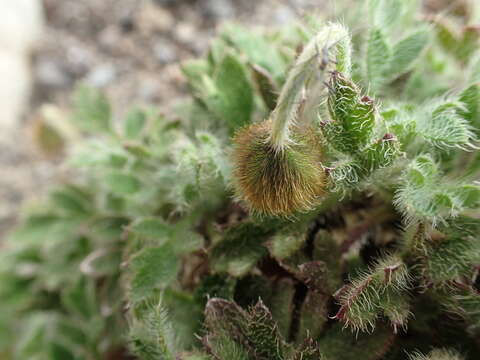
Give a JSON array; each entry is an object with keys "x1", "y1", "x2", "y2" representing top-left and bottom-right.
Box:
[
  {"x1": 443, "y1": 216, "x2": 480, "y2": 238},
  {"x1": 408, "y1": 349, "x2": 464, "y2": 360},
  {"x1": 268, "y1": 278, "x2": 296, "y2": 339},
  {"x1": 15, "y1": 313, "x2": 53, "y2": 359},
  {"x1": 72, "y1": 85, "x2": 111, "y2": 133},
  {"x1": 204, "y1": 298, "x2": 249, "y2": 343},
  {"x1": 163, "y1": 290, "x2": 202, "y2": 350},
  {"x1": 208, "y1": 38, "x2": 229, "y2": 66},
  {"x1": 319, "y1": 323, "x2": 394, "y2": 360},
  {"x1": 366, "y1": 28, "x2": 391, "y2": 92},
  {"x1": 89, "y1": 216, "x2": 129, "y2": 242},
  {"x1": 211, "y1": 222, "x2": 271, "y2": 277},
  {"x1": 433, "y1": 19, "x2": 460, "y2": 58},
  {"x1": 104, "y1": 172, "x2": 141, "y2": 195},
  {"x1": 369, "y1": 0, "x2": 407, "y2": 31},
  {"x1": 268, "y1": 226, "x2": 306, "y2": 261},
  {"x1": 426, "y1": 236, "x2": 479, "y2": 284},
  {"x1": 124, "y1": 108, "x2": 147, "y2": 139},
  {"x1": 128, "y1": 298, "x2": 177, "y2": 360},
  {"x1": 469, "y1": 54, "x2": 480, "y2": 83},
  {"x1": 61, "y1": 277, "x2": 97, "y2": 319},
  {"x1": 208, "y1": 53, "x2": 254, "y2": 133},
  {"x1": 246, "y1": 300, "x2": 285, "y2": 360},
  {"x1": 325, "y1": 72, "x2": 376, "y2": 154},
  {"x1": 49, "y1": 185, "x2": 91, "y2": 216},
  {"x1": 204, "y1": 334, "x2": 250, "y2": 360},
  {"x1": 131, "y1": 218, "x2": 171, "y2": 241},
  {"x1": 80, "y1": 247, "x2": 122, "y2": 277},
  {"x1": 458, "y1": 26, "x2": 480, "y2": 63},
  {"x1": 292, "y1": 338, "x2": 322, "y2": 360},
  {"x1": 69, "y1": 140, "x2": 129, "y2": 169},
  {"x1": 182, "y1": 59, "x2": 212, "y2": 96},
  {"x1": 329, "y1": 160, "x2": 364, "y2": 189},
  {"x1": 312, "y1": 230, "x2": 343, "y2": 292},
  {"x1": 10, "y1": 214, "x2": 81, "y2": 245},
  {"x1": 195, "y1": 131, "x2": 231, "y2": 181},
  {"x1": 388, "y1": 29, "x2": 429, "y2": 81},
  {"x1": 395, "y1": 155, "x2": 438, "y2": 219},
  {"x1": 193, "y1": 274, "x2": 236, "y2": 307},
  {"x1": 130, "y1": 245, "x2": 179, "y2": 301},
  {"x1": 251, "y1": 64, "x2": 278, "y2": 110},
  {"x1": 33, "y1": 118, "x2": 65, "y2": 156},
  {"x1": 447, "y1": 288, "x2": 480, "y2": 334},
  {"x1": 221, "y1": 24, "x2": 286, "y2": 79},
  {"x1": 458, "y1": 84, "x2": 480, "y2": 132},
  {"x1": 124, "y1": 143, "x2": 152, "y2": 159},
  {"x1": 358, "y1": 134, "x2": 400, "y2": 172},
  {"x1": 184, "y1": 355, "x2": 211, "y2": 360},
  {"x1": 394, "y1": 155, "x2": 480, "y2": 224},
  {"x1": 333, "y1": 255, "x2": 410, "y2": 332},
  {"x1": 417, "y1": 101, "x2": 477, "y2": 150},
  {"x1": 296, "y1": 291, "x2": 329, "y2": 344},
  {"x1": 455, "y1": 184, "x2": 480, "y2": 208}
]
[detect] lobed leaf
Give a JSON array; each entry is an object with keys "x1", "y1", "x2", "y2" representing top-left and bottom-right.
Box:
[
  {"x1": 387, "y1": 29, "x2": 430, "y2": 81},
  {"x1": 366, "y1": 28, "x2": 391, "y2": 92},
  {"x1": 72, "y1": 86, "x2": 111, "y2": 133},
  {"x1": 130, "y1": 244, "x2": 179, "y2": 301},
  {"x1": 212, "y1": 54, "x2": 254, "y2": 133},
  {"x1": 124, "y1": 108, "x2": 147, "y2": 139},
  {"x1": 104, "y1": 172, "x2": 141, "y2": 195},
  {"x1": 128, "y1": 298, "x2": 177, "y2": 360},
  {"x1": 334, "y1": 255, "x2": 411, "y2": 332},
  {"x1": 325, "y1": 72, "x2": 376, "y2": 154}
]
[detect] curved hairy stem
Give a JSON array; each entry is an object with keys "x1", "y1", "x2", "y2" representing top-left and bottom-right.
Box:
[{"x1": 269, "y1": 22, "x2": 352, "y2": 150}]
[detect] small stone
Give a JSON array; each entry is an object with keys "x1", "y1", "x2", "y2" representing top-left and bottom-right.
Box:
[
  {"x1": 153, "y1": 39, "x2": 177, "y2": 64},
  {"x1": 35, "y1": 58, "x2": 71, "y2": 88},
  {"x1": 175, "y1": 22, "x2": 196, "y2": 44},
  {"x1": 119, "y1": 15, "x2": 135, "y2": 33},
  {"x1": 0, "y1": 0, "x2": 44, "y2": 53},
  {"x1": 85, "y1": 64, "x2": 117, "y2": 88},
  {"x1": 153, "y1": 0, "x2": 177, "y2": 6},
  {"x1": 203, "y1": 0, "x2": 236, "y2": 20},
  {"x1": 66, "y1": 45, "x2": 93, "y2": 76},
  {"x1": 138, "y1": 78, "x2": 161, "y2": 102},
  {"x1": 273, "y1": 5, "x2": 296, "y2": 25},
  {"x1": 137, "y1": 3, "x2": 174, "y2": 34},
  {"x1": 99, "y1": 26, "x2": 122, "y2": 50}
]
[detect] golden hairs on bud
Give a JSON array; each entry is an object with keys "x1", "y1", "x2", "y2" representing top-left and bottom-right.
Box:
[{"x1": 233, "y1": 120, "x2": 326, "y2": 216}]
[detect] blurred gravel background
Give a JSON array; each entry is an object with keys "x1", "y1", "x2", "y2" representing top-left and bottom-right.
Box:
[{"x1": 0, "y1": 0, "x2": 324, "y2": 237}]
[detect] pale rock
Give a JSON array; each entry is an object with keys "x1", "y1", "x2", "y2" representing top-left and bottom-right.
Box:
[
  {"x1": 175, "y1": 22, "x2": 196, "y2": 44},
  {"x1": 153, "y1": 39, "x2": 177, "y2": 64},
  {"x1": 86, "y1": 63, "x2": 117, "y2": 88},
  {"x1": 136, "y1": 2, "x2": 174, "y2": 35},
  {"x1": 0, "y1": 0, "x2": 43, "y2": 53},
  {"x1": 204, "y1": 0, "x2": 236, "y2": 19},
  {"x1": 35, "y1": 57, "x2": 71, "y2": 88},
  {"x1": 0, "y1": 0, "x2": 44, "y2": 130}
]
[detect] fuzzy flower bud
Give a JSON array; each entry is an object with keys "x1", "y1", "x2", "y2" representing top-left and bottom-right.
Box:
[{"x1": 232, "y1": 120, "x2": 326, "y2": 216}]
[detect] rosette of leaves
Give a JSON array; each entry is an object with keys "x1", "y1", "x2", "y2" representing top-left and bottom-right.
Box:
[{"x1": 1, "y1": 1, "x2": 480, "y2": 360}]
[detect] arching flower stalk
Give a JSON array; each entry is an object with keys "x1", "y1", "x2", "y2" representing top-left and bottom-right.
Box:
[{"x1": 232, "y1": 23, "x2": 352, "y2": 216}]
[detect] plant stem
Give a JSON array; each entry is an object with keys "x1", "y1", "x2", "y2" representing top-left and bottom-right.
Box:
[{"x1": 269, "y1": 23, "x2": 352, "y2": 151}]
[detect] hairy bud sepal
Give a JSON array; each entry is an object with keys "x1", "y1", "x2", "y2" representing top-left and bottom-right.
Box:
[
  {"x1": 358, "y1": 133, "x2": 401, "y2": 172},
  {"x1": 233, "y1": 120, "x2": 326, "y2": 216},
  {"x1": 325, "y1": 72, "x2": 376, "y2": 154}
]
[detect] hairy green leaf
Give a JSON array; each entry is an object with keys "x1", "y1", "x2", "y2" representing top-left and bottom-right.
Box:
[
  {"x1": 72, "y1": 86, "x2": 111, "y2": 133},
  {"x1": 367, "y1": 28, "x2": 391, "y2": 92},
  {"x1": 388, "y1": 29, "x2": 429, "y2": 81},
  {"x1": 130, "y1": 245, "x2": 179, "y2": 301}
]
